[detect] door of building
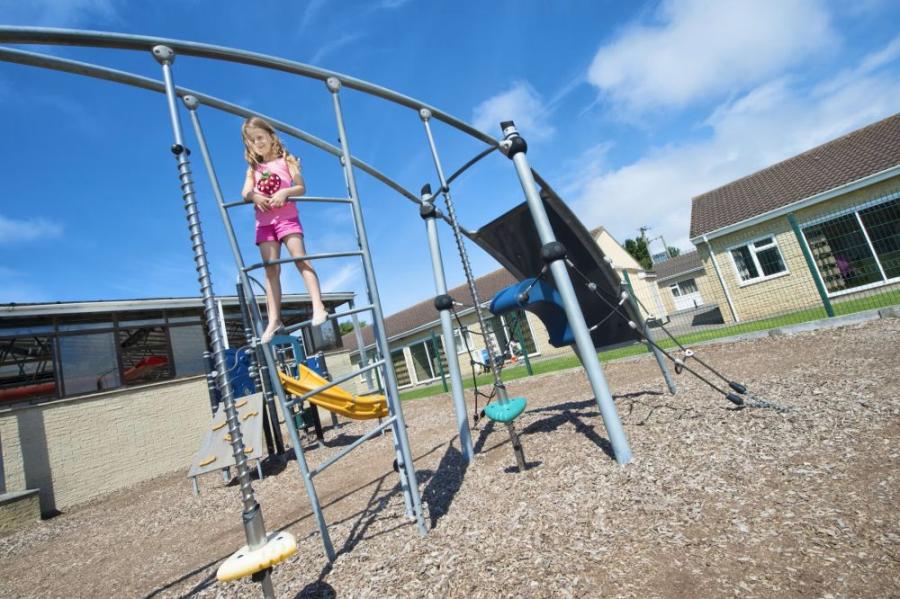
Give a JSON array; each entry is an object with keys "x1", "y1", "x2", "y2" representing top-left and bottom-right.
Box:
[{"x1": 670, "y1": 278, "x2": 704, "y2": 311}]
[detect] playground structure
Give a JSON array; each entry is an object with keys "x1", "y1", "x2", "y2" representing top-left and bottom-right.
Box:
[{"x1": 0, "y1": 27, "x2": 766, "y2": 598}]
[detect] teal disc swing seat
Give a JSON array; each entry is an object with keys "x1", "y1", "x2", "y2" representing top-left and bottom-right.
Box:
[{"x1": 483, "y1": 396, "x2": 527, "y2": 423}]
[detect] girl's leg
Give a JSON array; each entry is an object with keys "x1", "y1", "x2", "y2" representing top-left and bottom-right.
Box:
[
  {"x1": 283, "y1": 234, "x2": 328, "y2": 326},
  {"x1": 259, "y1": 241, "x2": 284, "y2": 343}
]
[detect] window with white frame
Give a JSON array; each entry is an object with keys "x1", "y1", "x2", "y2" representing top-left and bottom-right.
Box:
[
  {"x1": 668, "y1": 278, "x2": 699, "y2": 297},
  {"x1": 485, "y1": 310, "x2": 537, "y2": 356},
  {"x1": 390, "y1": 349, "x2": 411, "y2": 387},
  {"x1": 452, "y1": 327, "x2": 473, "y2": 354},
  {"x1": 801, "y1": 197, "x2": 900, "y2": 294},
  {"x1": 407, "y1": 337, "x2": 449, "y2": 384},
  {"x1": 729, "y1": 236, "x2": 787, "y2": 283}
]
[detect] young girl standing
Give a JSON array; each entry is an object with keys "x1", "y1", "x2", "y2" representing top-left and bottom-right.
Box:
[{"x1": 241, "y1": 116, "x2": 328, "y2": 343}]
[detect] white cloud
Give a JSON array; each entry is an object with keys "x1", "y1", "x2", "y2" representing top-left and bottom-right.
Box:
[
  {"x1": 569, "y1": 39, "x2": 900, "y2": 249},
  {"x1": 587, "y1": 0, "x2": 836, "y2": 112},
  {"x1": 0, "y1": 0, "x2": 120, "y2": 27},
  {"x1": 318, "y1": 263, "x2": 360, "y2": 293},
  {"x1": 308, "y1": 33, "x2": 364, "y2": 66},
  {"x1": 0, "y1": 214, "x2": 64, "y2": 243},
  {"x1": 471, "y1": 81, "x2": 555, "y2": 141},
  {"x1": 377, "y1": 0, "x2": 413, "y2": 9}
]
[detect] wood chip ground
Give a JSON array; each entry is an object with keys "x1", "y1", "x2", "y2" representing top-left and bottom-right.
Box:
[{"x1": 1, "y1": 319, "x2": 898, "y2": 598}]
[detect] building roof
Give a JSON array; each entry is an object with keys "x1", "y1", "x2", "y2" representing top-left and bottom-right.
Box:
[
  {"x1": 0, "y1": 293, "x2": 354, "y2": 317},
  {"x1": 690, "y1": 113, "x2": 900, "y2": 239},
  {"x1": 652, "y1": 251, "x2": 704, "y2": 283},
  {"x1": 342, "y1": 268, "x2": 517, "y2": 352}
]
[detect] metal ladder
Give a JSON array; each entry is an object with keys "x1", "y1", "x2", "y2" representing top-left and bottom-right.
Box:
[{"x1": 153, "y1": 47, "x2": 427, "y2": 573}]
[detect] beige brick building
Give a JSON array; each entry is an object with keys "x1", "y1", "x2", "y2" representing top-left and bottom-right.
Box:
[
  {"x1": 652, "y1": 251, "x2": 717, "y2": 316},
  {"x1": 0, "y1": 293, "x2": 351, "y2": 521},
  {"x1": 591, "y1": 227, "x2": 668, "y2": 320},
  {"x1": 689, "y1": 113, "x2": 900, "y2": 324}
]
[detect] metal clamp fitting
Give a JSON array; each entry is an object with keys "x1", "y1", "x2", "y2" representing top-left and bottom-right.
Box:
[
  {"x1": 499, "y1": 120, "x2": 527, "y2": 158},
  {"x1": 151, "y1": 45, "x2": 175, "y2": 65},
  {"x1": 540, "y1": 241, "x2": 566, "y2": 264},
  {"x1": 434, "y1": 294, "x2": 454, "y2": 311}
]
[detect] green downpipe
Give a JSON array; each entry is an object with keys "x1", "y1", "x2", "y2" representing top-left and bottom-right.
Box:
[
  {"x1": 787, "y1": 213, "x2": 835, "y2": 318},
  {"x1": 512, "y1": 312, "x2": 533, "y2": 376},
  {"x1": 430, "y1": 329, "x2": 448, "y2": 392}
]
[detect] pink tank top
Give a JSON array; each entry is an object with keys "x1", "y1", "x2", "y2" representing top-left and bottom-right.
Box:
[{"x1": 254, "y1": 156, "x2": 299, "y2": 225}]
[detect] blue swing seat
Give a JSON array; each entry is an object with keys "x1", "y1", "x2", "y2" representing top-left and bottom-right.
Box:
[{"x1": 490, "y1": 277, "x2": 574, "y2": 348}]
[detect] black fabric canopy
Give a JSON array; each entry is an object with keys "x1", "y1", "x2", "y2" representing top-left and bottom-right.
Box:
[{"x1": 470, "y1": 172, "x2": 642, "y2": 349}]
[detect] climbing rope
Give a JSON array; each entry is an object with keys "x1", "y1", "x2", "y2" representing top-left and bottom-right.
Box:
[{"x1": 435, "y1": 187, "x2": 510, "y2": 404}]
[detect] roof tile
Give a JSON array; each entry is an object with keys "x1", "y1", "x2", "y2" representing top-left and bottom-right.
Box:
[{"x1": 690, "y1": 113, "x2": 900, "y2": 238}]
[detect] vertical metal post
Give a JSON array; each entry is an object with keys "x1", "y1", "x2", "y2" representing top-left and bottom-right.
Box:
[
  {"x1": 500, "y1": 120, "x2": 632, "y2": 465},
  {"x1": 217, "y1": 299, "x2": 230, "y2": 348},
  {"x1": 420, "y1": 189, "x2": 474, "y2": 462},
  {"x1": 702, "y1": 234, "x2": 740, "y2": 323},
  {"x1": 237, "y1": 280, "x2": 285, "y2": 455},
  {"x1": 349, "y1": 298, "x2": 374, "y2": 393},
  {"x1": 622, "y1": 270, "x2": 676, "y2": 394},
  {"x1": 328, "y1": 77, "x2": 426, "y2": 534},
  {"x1": 419, "y1": 109, "x2": 526, "y2": 472},
  {"x1": 182, "y1": 94, "x2": 335, "y2": 561},
  {"x1": 338, "y1": 161, "x2": 409, "y2": 512},
  {"x1": 430, "y1": 329, "x2": 448, "y2": 392},
  {"x1": 788, "y1": 214, "x2": 835, "y2": 318},
  {"x1": 151, "y1": 47, "x2": 275, "y2": 597}
]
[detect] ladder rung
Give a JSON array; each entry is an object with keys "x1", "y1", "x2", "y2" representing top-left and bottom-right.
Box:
[
  {"x1": 284, "y1": 303, "x2": 375, "y2": 334},
  {"x1": 243, "y1": 251, "x2": 363, "y2": 272},
  {"x1": 310, "y1": 415, "x2": 397, "y2": 478},
  {"x1": 223, "y1": 196, "x2": 352, "y2": 209},
  {"x1": 292, "y1": 196, "x2": 353, "y2": 204}
]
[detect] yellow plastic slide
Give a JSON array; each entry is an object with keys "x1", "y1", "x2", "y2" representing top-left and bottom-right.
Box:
[{"x1": 278, "y1": 365, "x2": 389, "y2": 420}]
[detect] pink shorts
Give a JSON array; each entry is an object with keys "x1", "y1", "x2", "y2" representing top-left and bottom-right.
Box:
[{"x1": 255, "y1": 216, "x2": 303, "y2": 244}]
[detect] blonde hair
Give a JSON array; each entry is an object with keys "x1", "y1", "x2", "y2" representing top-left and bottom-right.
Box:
[{"x1": 241, "y1": 116, "x2": 301, "y2": 173}]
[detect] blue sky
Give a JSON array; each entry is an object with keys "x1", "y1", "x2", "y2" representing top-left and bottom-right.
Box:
[{"x1": 1, "y1": 0, "x2": 899, "y2": 317}]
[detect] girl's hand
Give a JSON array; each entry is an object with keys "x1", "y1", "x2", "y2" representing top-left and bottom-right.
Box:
[
  {"x1": 252, "y1": 194, "x2": 271, "y2": 212},
  {"x1": 270, "y1": 189, "x2": 287, "y2": 209}
]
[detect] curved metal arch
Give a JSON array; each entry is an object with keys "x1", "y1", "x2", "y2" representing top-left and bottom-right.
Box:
[
  {"x1": 0, "y1": 26, "x2": 499, "y2": 147},
  {"x1": 0, "y1": 45, "x2": 473, "y2": 234}
]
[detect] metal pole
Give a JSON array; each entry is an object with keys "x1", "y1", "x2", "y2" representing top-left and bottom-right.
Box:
[
  {"x1": 419, "y1": 109, "x2": 526, "y2": 472},
  {"x1": 622, "y1": 270, "x2": 676, "y2": 394},
  {"x1": 430, "y1": 329, "x2": 448, "y2": 393},
  {"x1": 702, "y1": 234, "x2": 740, "y2": 323},
  {"x1": 420, "y1": 188, "x2": 474, "y2": 462},
  {"x1": 237, "y1": 280, "x2": 285, "y2": 455},
  {"x1": 512, "y1": 313, "x2": 533, "y2": 376},
  {"x1": 787, "y1": 213, "x2": 835, "y2": 318},
  {"x1": 499, "y1": 120, "x2": 632, "y2": 465},
  {"x1": 182, "y1": 93, "x2": 334, "y2": 561},
  {"x1": 217, "y1": 299, "x2": 230, "y2": 348},
  {"x1": 349, "y1": 298, "x2": 374, "y2": 392},
  {"x1": 151, "y1": 46, "x2": 275, "y2": 597},
  {"x1": 328, "y1": 77, "x2": 426, "y2": 534}
]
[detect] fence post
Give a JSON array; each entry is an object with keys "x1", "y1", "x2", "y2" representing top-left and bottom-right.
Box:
[
  {"x1": 430, "y1": 329, "x2": 448, "y2": 392},
  {"x1": 512, "y1": 312, "x2": 533, "y2": 376},
  {"x1": 787, "y1": 213, "x2": 835, "y2": 318}
]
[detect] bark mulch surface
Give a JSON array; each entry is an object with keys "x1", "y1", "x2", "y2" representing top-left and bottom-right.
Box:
[{"x1": 1, "y1": 319, "x2": 898, "y2": 598}]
